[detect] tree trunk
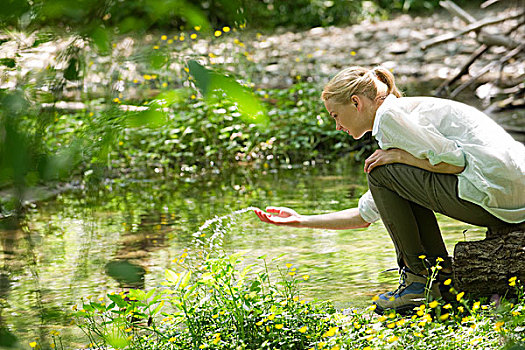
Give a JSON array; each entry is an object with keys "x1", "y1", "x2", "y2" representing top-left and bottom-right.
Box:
[{"x1": 453, "y1": 228, "x2": 525, "y2": 296}]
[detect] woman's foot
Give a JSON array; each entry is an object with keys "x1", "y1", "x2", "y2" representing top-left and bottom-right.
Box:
[{"x1": 374, "y1": 268, "x2": 441, "y2": 315}]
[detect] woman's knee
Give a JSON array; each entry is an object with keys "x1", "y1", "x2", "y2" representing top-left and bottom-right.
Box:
[{"x1": 367, "y1": 164, "x2": 395, "y2": 187}]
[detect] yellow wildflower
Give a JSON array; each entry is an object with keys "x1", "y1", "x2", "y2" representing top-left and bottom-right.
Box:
[
  {"x1": 29, "y1": 342, "x2": 37, "y2": 348},
  {"x1": 161, "y1": 35, "x2": 167, "y2": 40},
  {"x1": 268, "y1": 314, "x2": 275, "y2": 321},
  {"x1": 429, "y1": 300, "x2": 439, "y2": 308},
  {"x1": 440, "y1": 313, "x2": 450, "y2": 321},
  {"x1": 472, "y1": 301, "x2": 480, "y2": 311},
  {"x1": 495, "y1": 321, "x2": 504, "y2": 332},
  {"x1": 214, "y1": 30, "x2": 222, "y2": 37},
  {"x1": 456, "y1": 292, "x2": 465, "y2": 301},
  {"x1": 222, "y1": 26, "x2": 230, "y2": 32},
  {"x1": 275, "y1": 324, "x2": 284, "y2": 329},
  {"x1": 323, "y1": 326, "x2": 338, "y2": 337},
  {"x1": 418, "y1": 255, "x2": 426, "y2": 259},
  {"x1": 191, "y1": 34, "x2": 197, "y2": 40},
  {"x1": 444, "y1": 279, "x2": 452, "y2": 286},
  {"x1": 388, "y1": 335, "x2": 399, "y2": 343},
  {"x1": 299, "y1": 326, "x2": 307, "y2": 333}
]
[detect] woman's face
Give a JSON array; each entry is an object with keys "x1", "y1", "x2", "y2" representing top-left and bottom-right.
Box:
[{"x1": 324, "y1": 98, "x2": 371, "y2": 140}]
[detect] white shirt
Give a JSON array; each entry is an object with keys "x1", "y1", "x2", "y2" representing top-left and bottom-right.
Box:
[{"x1": 358, "y1": 95, "x2": 525, "y2": 224}]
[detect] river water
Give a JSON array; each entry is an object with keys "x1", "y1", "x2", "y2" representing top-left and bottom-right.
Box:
[{"x1": 0, "y1": 158, "x2": 486, "y2": 348}]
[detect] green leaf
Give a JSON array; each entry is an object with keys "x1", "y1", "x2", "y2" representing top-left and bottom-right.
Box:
[
  {"x1": 165, "y1": 269, "x2": 180, "y2": 285},
  {"x1": 0, "y1": 58, "x2": 15, "y2": 68},
  {"x1": 188, "y1": 60, "x2": 268, "y2": 126},
  {"x1": 151, "y1": 89, "x2": 188, "y2": 107},
  {"x1": 129, "y1": 289, "x2": 147, "y2": 301},
  {"x1": 90, "y1": 26, "x2": 111, "y2": 54},
  {"x1": 152, "y1": 300, "x2": 164, "y2": 315},
  {"x1": 180, "y1": 271, "x2": 192, "y2": 288},
  {"x1": 63, "y1": 57, "x2": 80, "y2": 81},
  {"x1": 125, "y1": 109, "x2": 166, "y2": 128}
]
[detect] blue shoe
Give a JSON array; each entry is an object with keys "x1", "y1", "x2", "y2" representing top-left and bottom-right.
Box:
[{"x1": 374, "y1": 268, "x2": 441, "y2": 315}]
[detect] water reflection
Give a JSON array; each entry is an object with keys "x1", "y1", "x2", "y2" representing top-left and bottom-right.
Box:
[{"x1": 0, "y1": 159, "x2": 484, "y2": 346}]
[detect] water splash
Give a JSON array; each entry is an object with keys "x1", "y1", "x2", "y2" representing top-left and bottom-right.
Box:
[{"x1": 192, "y1": 206, "x2": 258, "y2": 253}]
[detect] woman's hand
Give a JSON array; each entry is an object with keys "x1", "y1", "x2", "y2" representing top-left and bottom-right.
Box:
[
  {"x1": 364, "y1": 148, "x2": 465, "y2": 174},
  {"x1": 253, "y1": 207, "x2": 303, "y2": 227},
  {"x1": 364, "y1": 149, "x2": 403, "y2": 173}
]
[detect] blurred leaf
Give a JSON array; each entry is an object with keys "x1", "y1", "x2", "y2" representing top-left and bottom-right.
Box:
[
  {"x1": 117, "y1": 17, "x2": 148, "y2": 34},
  {"x1": 89, "y1": 26, "x2": 111, "y2": 55},
  {"x1": 42, "y1": 141, "x2": 82, "y2": 180},
  {"x1": 0, "y1": 327, "x2": 17, "y2": 347},
  {"x1": 0, "y1": 90, "x2": 29, "y2": 116},
  {"x1": 125, "y1": 109, "x2": 166, "y2": 128},
  {"x1": 152, "y1": 89, "x2": 189, "y2": 107},
  {"x1": 63, "y1": 57, "x2": 80, "y2": 81},
  {"x1": 149, "y1": 51, "x2": 168, "y2": 69},
  {"x1": 188, "y1": 60, "x2": 268, "y2": 125},
  {"x1": 0, "y1": 59, "x2": 15, "y2": 68},
  {"x1": 145, "y1": 0, "x2": 211, "y2": 32},
  {"x1": 0, "y1": 0, "x2": 30, "y2": 22}
]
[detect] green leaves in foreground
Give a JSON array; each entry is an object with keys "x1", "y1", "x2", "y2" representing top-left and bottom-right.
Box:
[{"x1": 188, "y1": 60, "x2": 268, "y2": 126}]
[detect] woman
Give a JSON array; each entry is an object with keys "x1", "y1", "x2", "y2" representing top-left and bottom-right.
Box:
[{"x1": 253, "y1": 66, "x2": 525, "y2": 314}]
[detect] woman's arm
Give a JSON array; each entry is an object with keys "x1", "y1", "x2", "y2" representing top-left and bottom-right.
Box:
[
  {"x1": 364, "y1": 149, "x2": 465, "y2": 174},
  {"x1": 254, "y1": 207, "x2": 371, "y2": 230}
]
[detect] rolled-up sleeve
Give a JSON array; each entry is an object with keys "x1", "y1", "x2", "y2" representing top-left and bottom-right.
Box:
[
  {"x1": 358, "y1": 190, "x2": 380, "y2": 223},
  {"x1": 375, "y1": 111, "x2": 466, "y2": 167}
]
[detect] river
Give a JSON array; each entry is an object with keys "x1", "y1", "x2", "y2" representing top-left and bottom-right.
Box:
[{"x1": 0, "y1": 158, "x2": 487, "y2": 348}]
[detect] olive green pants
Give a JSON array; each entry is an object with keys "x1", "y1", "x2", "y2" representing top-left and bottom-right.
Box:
[{"x1": 367, "y1": 164, "x2": 520, "y2": 273}]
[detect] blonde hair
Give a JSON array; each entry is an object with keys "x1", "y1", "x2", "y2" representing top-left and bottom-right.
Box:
[{"x1": 321, "y1": 66, "x2": 402, "y2": 104}]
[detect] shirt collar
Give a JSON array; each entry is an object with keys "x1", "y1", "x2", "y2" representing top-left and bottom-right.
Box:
[{"x1": 372, "y1": 94, "x2": 398, "y2": 136}]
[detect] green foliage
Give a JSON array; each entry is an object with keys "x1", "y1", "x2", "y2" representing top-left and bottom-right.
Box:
[
  {"x1": 73, "y1": 252, "x2": 337, "y2": 349},
  {"x1": 70, "y1": 82, "x2": 359, "y2": 179},
  {"x1": 69, "y1": 252, "x2": 525, "y2": 350}
]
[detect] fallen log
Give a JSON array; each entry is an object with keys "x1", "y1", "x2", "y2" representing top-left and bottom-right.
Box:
[
  {"x1": 419, "y1": 11, "x2": 523, "y2": 50},
  {"x1": 454, "y1": 227, "x2": 525, "y2": 296},
  {"x1": 450, "y1": 43, "x2": 524, "y2": 98}
]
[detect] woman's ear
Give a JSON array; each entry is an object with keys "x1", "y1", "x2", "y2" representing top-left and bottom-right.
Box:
[{"x1": 351, "y1": 96, "x2": 359, "y2": 109}]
